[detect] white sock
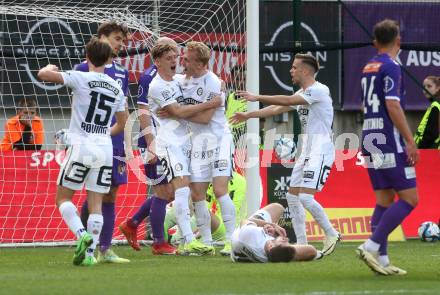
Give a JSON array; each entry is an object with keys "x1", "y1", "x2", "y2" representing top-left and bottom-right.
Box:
[
  {"x1": 174, "y1": 187, "x2": 194, "y2": 243},
  {"x1": 217, "y1": 194, "x2": 236, "y2": 241},
  {"x1": 299, "y1": 193, "x2": 338, "y2": 237},
  {"x1": 86, "y1": 214, "x2": 103, "y2": 257},
  {"x1": 286, "y1": 192, "x2": 307, "y2": 244},
  {"x1": 378, "y1": 255, "x2": 390, "y2": 267},
  {"x1": 364, "y1": 239, "x2": 380, "y2": 253},
  {"x1": 59, "y1": 201, "x2": 86, "y2": 239},
  {"x1": 194, "y1": 200, "x2": 212, "y2": 245}
]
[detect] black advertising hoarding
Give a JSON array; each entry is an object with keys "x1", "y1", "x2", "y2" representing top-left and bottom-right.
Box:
[
  {"x1": 267, "y1": 163, "x2": 296, "y2": 243},
  {"x1": 259, "y1": 1, "x2": 341, "y2": 106}
]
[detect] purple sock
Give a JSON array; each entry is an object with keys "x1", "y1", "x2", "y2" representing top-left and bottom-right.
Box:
[
  {"x1": 371, "y1": 204, "x2": 389, "y2": 255},
  {"x1": 80, "y1": 199, "x2": 89, "y2": 228},
  {"x1": 150, "y1": 197, "x2": 167, "y2": 244},
  {"x1": 129, "y1": 197, "x2": 153, "y2": 228},
  {"x1": 99, "y1": 202, "x2": 115, "y2": 253},
  {"x1": 371, "y1": 199, "x2": 414, "y2": 246}
]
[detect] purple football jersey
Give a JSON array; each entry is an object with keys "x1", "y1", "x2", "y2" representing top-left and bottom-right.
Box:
[
  {"x1": 75, "y1": 61, "x2": 129, "y2": 149},
  {"x1": 137, "y1": 64, "x2": 157, "y2": 148},
  {"x1": 361, "y1": 53, "x2": 406, "y2": 155}
]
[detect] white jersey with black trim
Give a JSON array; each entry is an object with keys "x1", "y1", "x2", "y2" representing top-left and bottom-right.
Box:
[
  {"x1": 61, "y1": 71, "x2": 126, "y2": 143},
  {"x1": 148, "y1": 74, "x2": 189, "y2": 146},
  {"x1": 175, "y1": 72, "x2": 229, "y2": 141},
  {"x1": 231, "y1": 223, "x2": 274, "y2": 263},
  {"x1": 293, "y1": 81, "x2": 334, "y2": 156}
]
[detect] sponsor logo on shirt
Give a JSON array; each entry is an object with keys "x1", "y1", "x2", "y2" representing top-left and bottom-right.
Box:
[
  {"x1": 303, "y1": 170, "x2": 315, "y2": 179},
  {"x1": 362, "y1": 62, "x2": 382, "y2": 73}
]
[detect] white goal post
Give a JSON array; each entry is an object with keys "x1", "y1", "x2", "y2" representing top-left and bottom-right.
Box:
[{"x1": 0, "y1": 0, "x2": 260, "y2": 247}]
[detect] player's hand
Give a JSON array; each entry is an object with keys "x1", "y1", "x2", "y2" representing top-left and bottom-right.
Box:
[
  {"x1": 272, "y1": 224, "x2": 287, "y2": 237},
  {"x1": 145, "y1": 146, "x2": 158, "y2": 164},
  {"x1": 405, "y1": 141, "x2": 419, "y2": 166},
  {"x1": 236, "y1": 90, "x2": 258, "y2": 102},
  {"x1": 229, "y1": 112, "x2": 249, "y2": 124},
  {"x1": 44, "y1": 64, "x2": 59, "y2": 72},
  {"x1": 157, "y1": 108, "x2": 171, "y2": 118}
]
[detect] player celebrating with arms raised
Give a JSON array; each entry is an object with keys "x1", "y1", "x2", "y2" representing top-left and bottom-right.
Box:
[
  {"x1": 356, "y1": 19, "x2": 418, "y2": 276},
  {"x1": 231, "y1": 53, "x2": 340, "y2": 255},
  {"x1": 38, "y1": 38, "x2": 127, "y2": 266}
]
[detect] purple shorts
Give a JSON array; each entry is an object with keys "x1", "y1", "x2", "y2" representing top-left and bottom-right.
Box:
[
  {"x1": 112, "y1": 148, "x2": 128, "y2": 186},
  {"x1": 366, "y1": 152, "x2": 417, "y2": 192},
  {"x1": 140, "y1": 148, "x2": 169, "y2": 186}
]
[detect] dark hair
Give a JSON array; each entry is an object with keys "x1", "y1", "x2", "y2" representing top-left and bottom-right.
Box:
[
  {"x1": 97, "y1": 21, "x2": 129, "y2": 38},
  {"x1": 374, "y1": 19, "x2": 400, "y2": 46},
  {"x1": 17, "y1": 97, "x2": 37, "y2": 109},
  {"x1": 294, "y1": 53, "x2": 319, "y2": 73},
  {"x1": 85, "y1": 37, "x2": 113, "y2": 67},
  {"x1": 267, "y1": 245, "x2": 296, "y2": 263},
  {"x1": 151, "y1": 43, "x2": 176, "y2": 60}
]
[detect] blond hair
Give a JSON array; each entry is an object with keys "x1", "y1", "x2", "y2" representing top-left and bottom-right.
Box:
[{"x1": 186, "y1": 41, "x2": 211, "y2": 65}]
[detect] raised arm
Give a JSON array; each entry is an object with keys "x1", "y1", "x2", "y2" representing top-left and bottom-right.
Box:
[
  {"x1": 230, "y1": 105, "x2": 291, "y2": 125},
  {"x1": 37, "y1": 64, "x2": 64, "y2": 84}
]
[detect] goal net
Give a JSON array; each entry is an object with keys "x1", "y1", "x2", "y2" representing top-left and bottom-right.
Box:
[{"x1": 0, "y1": 0, "x2": 247, "y2": 246}]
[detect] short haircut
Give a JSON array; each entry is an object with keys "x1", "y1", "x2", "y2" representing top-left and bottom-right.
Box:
[
  {"x1": 85, "y1": 37, "x2": 113, "y2": 67},
  {"x1": 186, "y1": 41, "x2": 211, "y2": 66},
  {"x1": 295, "y1": 53, "x2": 319, "y2": 73},
  {"x1": 17, "y1": 97, "x2": 37, "y2": 110},
  {"x1": 97, "y1": 21, "x2": 129, "y2": 38},
  {"x1": 373, "y1": 19, "x2": 400, "y2": 46},
  {"x1": 151, "y1": 43, "x2": 176, "y2": 60},
  {"x1": 267, "y1": 245, "x2": 296, "y2": 263}
]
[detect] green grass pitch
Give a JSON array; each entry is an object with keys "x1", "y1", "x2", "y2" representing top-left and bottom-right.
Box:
[{"x1": 1, "y1": 240, "x2": 439, "y2": 295}]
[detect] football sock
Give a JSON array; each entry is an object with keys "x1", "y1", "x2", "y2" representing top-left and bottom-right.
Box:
[
  {"x1": 59, "y1": 201, "x2": 86, "y2": 239},
  {"x1": 370, "y1": 199, "x2": 414, "y2": 246},
  {"x1": 87, "y1": 214, "x2": 103, "y2": 257},
  {"x1": 150, "y1": 197, "x2": 167, "y2": 244},
  {"x1": 371, "y1": 204, "x2": 389, "y2": 256},
  {"x1": 299, "y1": 193, "x2": 338, "y2": 237},
  {"x1": 217, "y1": 194, "x2": 236, "y2": 240},
  {"x1": 174, "y1": 187, "x2": 194, "y2": 243},
  {"x1": 99, "y1": 202, "x2": 115, "y2": 253},
  {"x1": 129, "y1": 197, "x2": 153, "y2": 228},
  {"x1": 364, "y1": 239, "x2": 380, "y2": 252},
  {"x1": 80, "y1": 199, "x2": 89, "y2": 230},
  {"x1": 378, "y1": 255, "x2": 390, "y2": 267},
  {"x1": 194, "y1": 200, "x2": 212, "y2": 245},
  {"x1": 286, "y1": 192, "x2": 307, "y2": 244}
]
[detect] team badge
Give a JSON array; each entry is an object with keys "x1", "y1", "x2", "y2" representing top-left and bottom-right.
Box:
[
  {"x1": 118, "y1": 163, "x2": 126, "y2": 175},
  {"x1": 383, "y1": 76, "x2": 395, "y2": 93},
  {"x1": 175, "y1": 163, "x2": 183, "y2": 171},
  {"x1": 197, "y1": 87, "x2": 203, "y2": 96},
  {"x1": 138, "y1": 85, "x2": 144, "y2": 97}
]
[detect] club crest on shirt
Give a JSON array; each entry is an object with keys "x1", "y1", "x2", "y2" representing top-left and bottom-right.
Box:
[
  {"x1": 383, "y1": 76, "x2": 395, "y2": 93},
  {"x1": 118, "y1": 163, "x2": 126, "y2": 175},
  {"x1": 197, "y1": 87, "x2": 203, "y2": 96},
  {"x1": 175, "y1": 163, "x2": 183, "y2": 171},
  {"x1": 138, "y1": 85, "x2": 144, "y2": 97}
]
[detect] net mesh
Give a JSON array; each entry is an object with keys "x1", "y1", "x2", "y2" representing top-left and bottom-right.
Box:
[{"x1": 0, "y1": 0, "x2": 246, "y2": 246}]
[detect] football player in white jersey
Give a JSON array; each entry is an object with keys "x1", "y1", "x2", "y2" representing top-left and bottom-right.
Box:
[
  {"x1": 171, "y1": 41, "x2": 236, "y2": 255},
  {"x1": 231, "y1": 53, "x2": 341, "y2": 255},
  {"x1": 138, "y1": 43, "x2": 221, "y2": 255},
  {"x1": 231, "y1": 203, "x2": 321, "y2": 263},
  {"x1": 38, "y1": 37, "x2": 127, "y2": 266}
]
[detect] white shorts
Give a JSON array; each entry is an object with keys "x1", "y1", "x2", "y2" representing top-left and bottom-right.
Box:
[
  {"x1": 289, "y1": 151, "x2": 334, "y2": 191},
  {"x1": 250, "y1": 209, "x2": 273, "y2": 223},
  {"x1": 57, "y1": 142, "x2": 113, "y2": 194},
  {"x1": 156, "y1": 143, "x2": 191, "y2": 182},
  {"x1": 190, "y1": 133, "x2": 234, "y2": 183}
]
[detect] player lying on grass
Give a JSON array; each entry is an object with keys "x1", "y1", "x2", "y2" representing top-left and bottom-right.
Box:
[
  {"x1": 231, "y1": 203, "x2": 323, "y2": 263},
  {"x1": 38, "y1": 38, "x2": 127, "y2": 266}
]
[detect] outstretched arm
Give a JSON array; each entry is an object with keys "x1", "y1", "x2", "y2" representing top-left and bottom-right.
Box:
[
  {"x1": 164, "y1": 96, "x2": 221, "y2": 119},
  {"x1": 230, "y1": 105, "x2": 291, "y2": 125},
  {"x1": 237, "y1": 91, "x2": 308, "y2": 106},
  {"x1": 38, "y1": 64, "x2": 64, "y2": 84}
]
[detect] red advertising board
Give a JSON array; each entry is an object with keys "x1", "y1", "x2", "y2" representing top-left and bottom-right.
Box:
[{"x1": 0, "y1": 149, "x2": 438, "y2": 243}]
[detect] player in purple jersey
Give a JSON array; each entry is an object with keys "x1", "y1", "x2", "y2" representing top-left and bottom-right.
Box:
[
  {"x1": 357, "y1": 19, "x2": 419, "y2": 276},
  {"x1": 119, "y1": 37, "x2": 178, "y2": 254},
  {"x1": 75, "y1": 21, "x2": 131, "y2": 263}
]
